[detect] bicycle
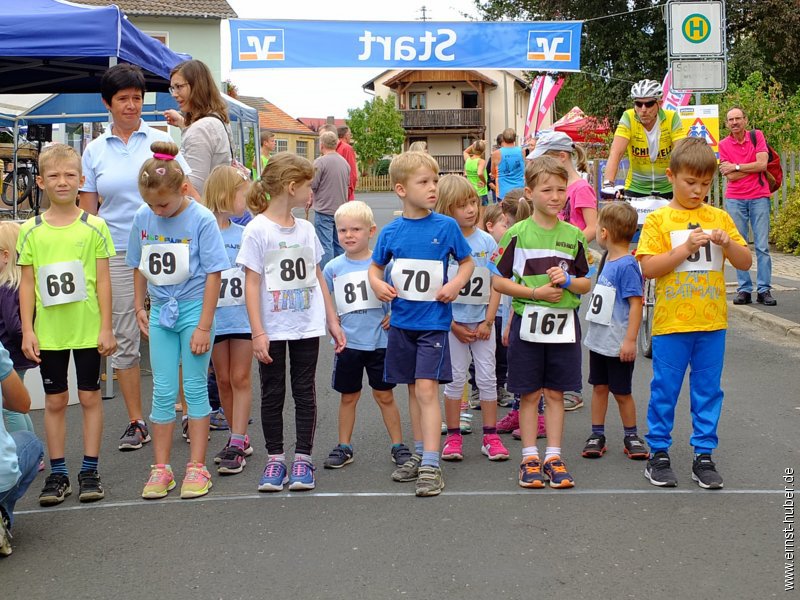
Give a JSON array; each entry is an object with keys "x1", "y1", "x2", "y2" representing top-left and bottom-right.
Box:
[
  {"x1": 1, "y1": 135, "x2": 42, "y2": 218},
  {"x1": 597, "y1": 187, "x2": 671, "y2": 359}
]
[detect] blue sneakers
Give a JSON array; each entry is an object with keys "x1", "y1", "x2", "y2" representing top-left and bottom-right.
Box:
[
  {"x1": 258, "y1": 460, "x2": 288, "y2": 492},
  {"x1": 288, "y1": 459, "x2": 316, "y2": 491}
]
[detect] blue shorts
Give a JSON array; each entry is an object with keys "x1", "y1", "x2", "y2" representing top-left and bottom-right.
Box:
[
  {"x1": 506, "y1": 312, "x2": 582, "y2": 395},
  {"x1": 332, "y1": 347, "x2": 395, "y2": 394},
  {"x1": 588, "y1": 350, "x2": 635, "y2": 396},
  {"x1": 384, "y1": 327, "x2": 452, "y2": 385}
]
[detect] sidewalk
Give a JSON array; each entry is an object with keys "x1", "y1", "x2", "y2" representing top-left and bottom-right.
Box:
[{"x1": 726, "y1": 247, "x2": 800, "y2": 343}]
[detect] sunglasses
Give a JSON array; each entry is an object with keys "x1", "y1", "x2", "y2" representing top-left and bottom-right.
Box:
[{"x1": 634, "y1": 100, "x2": 658, "y2": 108}]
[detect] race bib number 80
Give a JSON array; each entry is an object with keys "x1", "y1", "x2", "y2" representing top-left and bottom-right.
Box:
[
  {"x1": 520, "y1": 305, "x2": 576, "y2": 343},
  {"x1": 264, "y1": 246, "x2": 316, "y2": 291},
  {"x1": 392, "y1": 258, "x2": 443, "y2": 302},
  {"x1": 38, "y1": 260, "x2": 88, "y2": 308}
]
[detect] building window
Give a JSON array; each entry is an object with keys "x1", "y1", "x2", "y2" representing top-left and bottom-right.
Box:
[
  {"x1": 409, "y1": 92, "x2": 427, "y2": 110},
  {"x1": 275, "y1": 139, "x2": 288, "y2": 153},
  {"x1": 462, "y1": 91, "x2": 478, "y2": 109},
  {"x1": 462, "y1": 137, "x2": 474, "y2": 151},
  {"x1": 144, "y1": 32, "x2": 169, "y2": 46},
  {"x1": 296, "y1": 140, "x2": 308, "y2": 158}
]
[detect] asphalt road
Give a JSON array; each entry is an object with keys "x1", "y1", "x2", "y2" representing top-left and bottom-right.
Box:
[{"x1": 3, "y1": 193, "x2": 798, "y2": 599}]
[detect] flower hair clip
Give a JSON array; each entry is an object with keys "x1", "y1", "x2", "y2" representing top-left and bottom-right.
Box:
[{"x1": 155, "y1": 167, "x2": 166, "y2": 176}]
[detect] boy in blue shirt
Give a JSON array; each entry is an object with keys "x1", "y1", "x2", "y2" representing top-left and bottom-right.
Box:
[
  {"x1": 369, "y1": 152, "x2": 474, "y2": 497},
  {"x1": 322, "y1": 201, "x2": 410, "y2": 470},
  {"x1": 0, "y1": 341, "x2": 44, "y2": 556},
  {"x1": 582, "y1": 202, "x2": 648, "y2": 460}
]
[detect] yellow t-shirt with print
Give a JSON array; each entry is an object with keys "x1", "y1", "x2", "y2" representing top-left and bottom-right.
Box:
[{"x1": 636, "y1": 204, "x2": 745, "y2": 335}]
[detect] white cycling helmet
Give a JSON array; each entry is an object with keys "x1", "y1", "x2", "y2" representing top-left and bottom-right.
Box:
[{"x1": 630, "y1": 79, "x2": 663, "y2": 100}]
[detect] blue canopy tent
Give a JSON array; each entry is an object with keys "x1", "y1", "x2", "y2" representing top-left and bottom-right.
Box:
[{"x1": 0, "y1": 0, "x2": 187, "y2": 94}]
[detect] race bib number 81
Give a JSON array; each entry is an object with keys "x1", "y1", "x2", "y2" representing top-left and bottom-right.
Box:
[
  {"x1": 520, "y1": 305, "x2": 576, "y2": 343},
  {"x1": 670, "y1": 229, "x2": 723, "y2": 272},
  {"x1": 38, "y1": 260, "x2": 88, "y2": 308},
  {"x1": 333, "y1": 270, "x2": 381, "y2": 315},
  {"x1": 264, "y1": 246, "x2": 315, "y2": 291},
  {"x1": 392, "y1": 258, "x2": 443, "y2": 302}
]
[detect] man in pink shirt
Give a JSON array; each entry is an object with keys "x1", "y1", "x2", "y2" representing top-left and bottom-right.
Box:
[
  {"x1": 336, "y1": 126, "x2": 358, "y2": 201},
  {"x1": 719, "y1": 107, "x2": 776, "y2": 306}
]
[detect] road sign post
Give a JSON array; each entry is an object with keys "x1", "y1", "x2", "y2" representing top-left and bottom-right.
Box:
[{"x1": 667, "y1": 0, "x2": 727, "y2": 93}]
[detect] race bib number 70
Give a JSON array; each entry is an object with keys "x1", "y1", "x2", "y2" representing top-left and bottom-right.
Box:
[{"x1": 392, "y1": 258, "x2": 443, "y2": 302}]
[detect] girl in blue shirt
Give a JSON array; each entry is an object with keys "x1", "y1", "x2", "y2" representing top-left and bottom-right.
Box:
[{"x1": 127, "y1": 142, "x2": 228, "y2": 500}]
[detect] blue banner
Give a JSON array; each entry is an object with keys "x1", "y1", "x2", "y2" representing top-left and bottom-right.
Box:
[{"x1": 230, "y1": 20, "x2": 582, "y2": 71}]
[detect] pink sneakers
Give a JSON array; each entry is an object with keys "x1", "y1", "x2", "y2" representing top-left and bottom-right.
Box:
[
  {"x1": 481, "y1": 434, "x2": 510, "y2": 461},
  {"x1": 442, "y1": 433, "x2": 464, "y2": 461},
  {"x1": 511, "y1": 416, "x2": 547, "y2": 440},
  {"x1": 496, "y1": 410, "x2": 519, "y2": 434}
]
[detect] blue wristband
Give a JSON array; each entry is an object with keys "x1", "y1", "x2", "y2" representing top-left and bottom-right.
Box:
[{"x1": 561, "y1": 271, "x2": 572, "y2": 288}]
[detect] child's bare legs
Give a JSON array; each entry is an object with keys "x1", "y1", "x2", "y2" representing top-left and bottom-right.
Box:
[
  {"x1": 518, "y1": 390, "x2": 541, "y2": 448},
  {"x1": 337, "y1": 391, "x2": 361, "y2": 444},
  {"x1": 480, "y1": 400, "x2": 498, "y2": 429},
  {"x1": 373, "y1": 389, "x2": 403, "y2": 444},
  {"x1": 407, "y1": 384, "x2": 422, "y2": 448},
  {"x1": 542, "y1": 388, "x2": 565, "y2": 449},
  {"x1": 410, "y1": 379, "x2": 440, "y2": 453},
  {"x1": 188, "y1": 416, "x2": 211, "y2": 464},
  {"x1": 591, "y1": 384, "x2": 610, "y2": 428},
  {"x1": 78, "y1": 389, "x2": 103, "y2": 458},
  {"x1": 228, "y1": 340, "x2": 252, "y2": 436},
  {"x1": 443, "y1": 394, "x2": 461, "y2": 430},
  {"x1": 614, "y1": 392, "x2": 637, "y2": 428},
  {"x1": 151, "y1": 421, "x2": 175, "y2": 465},
  {"x1": 43, "y1": 392, "x2": 70, "y2": 461},
  {"x1": 211, "y1": 343, "x2": 234, "y2": 430}
]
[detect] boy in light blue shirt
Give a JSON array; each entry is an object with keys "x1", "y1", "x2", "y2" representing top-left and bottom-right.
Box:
[
  {"x1": 321, "y1": 202, "x2": 408, "y2": 470},
  {"x1": 0, "y1": 341, "x2": 44, "y2": 556}
]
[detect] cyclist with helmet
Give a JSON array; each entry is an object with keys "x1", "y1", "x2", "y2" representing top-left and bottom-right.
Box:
[{"x1": 603, "y1": 79, "x2": 686, "y2": 198}]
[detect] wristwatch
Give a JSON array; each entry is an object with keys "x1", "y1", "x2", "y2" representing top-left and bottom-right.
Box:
[{"x1": 735, "y1": 164, "x2": 740, "y2": 171}]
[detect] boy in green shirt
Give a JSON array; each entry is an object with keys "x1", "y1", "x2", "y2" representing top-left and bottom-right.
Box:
[{"x1": 18, "y1": 144, "x2": 116, "y2": 506}]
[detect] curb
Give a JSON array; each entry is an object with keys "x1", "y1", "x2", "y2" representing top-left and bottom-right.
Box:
[{"x1": 729, "y1": 302, "x2": 800, "y2": 344}]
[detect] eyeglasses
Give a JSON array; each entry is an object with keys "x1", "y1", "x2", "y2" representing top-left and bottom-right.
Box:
[
  {"x1": 168, "y1": 82, "x2": 189, "y2": 95},
  {"x1": 634, "y1": 100, "x2": 657, "y2": 108}
]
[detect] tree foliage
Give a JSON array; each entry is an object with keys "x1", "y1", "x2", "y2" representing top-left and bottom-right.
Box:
[{"x1": 346, "y1": 97, "x2": 406, "y2": 175}]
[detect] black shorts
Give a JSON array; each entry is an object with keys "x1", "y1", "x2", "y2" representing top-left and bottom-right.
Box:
[
  {"x1": 332, "y1": 347, "x2": 395, "y2": 394},
  {"x1": 38, "y1": 348, "x2": 101, "y2": 395},
  {"x1": 506, "y1": 313, "x2": 582, "y2": 395},
  {"x1": 214, "y1": 333, "x2": 252, "y2": 344},
  {"x1": 588, "y1": 350, "x2": 635, "y2": 396}
]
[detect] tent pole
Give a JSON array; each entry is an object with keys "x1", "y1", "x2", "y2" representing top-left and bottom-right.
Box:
[{"x1": 12, "y1": 120, "x2": 19, "y2": 220}]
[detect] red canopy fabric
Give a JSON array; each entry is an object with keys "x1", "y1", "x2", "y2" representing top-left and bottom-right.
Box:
[{"x1": 552, "y1": 106, "x2": 610, "y2": 143}]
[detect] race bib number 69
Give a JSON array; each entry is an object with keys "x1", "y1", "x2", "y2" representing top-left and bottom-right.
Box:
[{"x1": 139, "y1": 243, "x2": 190, "y2": 286}]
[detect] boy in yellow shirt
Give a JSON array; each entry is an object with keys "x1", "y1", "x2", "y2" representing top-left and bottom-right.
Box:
[{"x1": 636, "y1": 138, "x2": 751, "y2": 489}]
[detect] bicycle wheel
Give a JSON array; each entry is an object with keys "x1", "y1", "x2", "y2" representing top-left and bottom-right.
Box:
[
  {"x1": 1, "y1": 168, "x2": 33, "y2": 206},
  {"x1": 638, "y1": 278, "x2": 655, "y2": 358}
]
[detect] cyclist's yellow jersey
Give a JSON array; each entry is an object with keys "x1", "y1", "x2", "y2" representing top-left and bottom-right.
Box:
[{"x1": 614, "y1": 108, "x2": 686, "y2": 195}]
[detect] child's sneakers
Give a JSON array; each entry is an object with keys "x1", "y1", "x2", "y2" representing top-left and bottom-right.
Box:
[
  {"x1": 217, "y1": 446, "x2": 248, "y2": 475},
  {"x1": 258, "y1": 459, "x2": 289, "y2": 492},
  {"x1": 441, "y1": 433, "x2": 464, "y2": 461},
  {"x1": 118, "y1": 420, "x2": 151, "y2": 451},
  {"x1": 180, "y1": 463, "x2": 212, "y2": 499},
  {"x1": 415, "y1": 465, "x2": 444, "y2": 497},
  {"x1": 77, "y1": 471, "x2": 105, "y2": 503},
  {"x1": 214, "y1": 435, "x2": 254, "y2": 465},
  {"x1": 142, "y1": 464, "x2": 176, "y2": 499},
  {"x1": 481, "y1": 434, "x2": 510, "y2": 461},
  {"x1": 692, "y1": 454, "x2": 724, "y2": 489},
  {"x1": 288, "y1": 458, "x2": 316, "y2": 491},
  {"x1": 542, "y1": 456, "x2": 575, "y2": 489},
  {"x1": 391, "y1": 454, "x2": 421, "y2": 482},
  {"x1": 0, "y1": 508, "x2": 12, "y2": 557},
  {"x1": 644, "y1": 451, "x2": 678, "y2": 487},
  {"x1": 324, "y1": 445, "x2": 354, "y2": 469},
  {"x1": 209, "y1": 408, "x2": 229, "y2": 431},
  {"x1": 496, "y1": 409, "x2": 519, "y2": 434},
  {"x1": 510, "y1": 416, "x2": 546, "y2": 440},
  {"x1": 391, "y1": 443, "x2": 413, "y2": 466},
  {"x1": 38, "y1": 473, "x2": 71, "y2": 506},
  {"x1": 623, "y1": 435, "x2": 649, "y2": 460},
  {"x1": 581, "y1": 434, "x2": 607, "y2": 458},
  {"x1": 518, "y1": 456, "x2": 545, "y2": 488}
]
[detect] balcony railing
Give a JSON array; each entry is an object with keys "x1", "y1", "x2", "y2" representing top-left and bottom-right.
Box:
[
  {"x1": 433, "y1": 155, "x2": 465, "y2": 173},
  {"x1": 402, "y1": 108, "x2": 483, "y2": 129}
]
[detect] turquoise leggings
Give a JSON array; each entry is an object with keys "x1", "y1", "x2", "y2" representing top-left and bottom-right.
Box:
[
  {"x1": 2, "y1": 369, "x2": 34, "y2": 433},
  {"x1": 149, "y1": 300, "x2": 214, "y2": 424}
]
